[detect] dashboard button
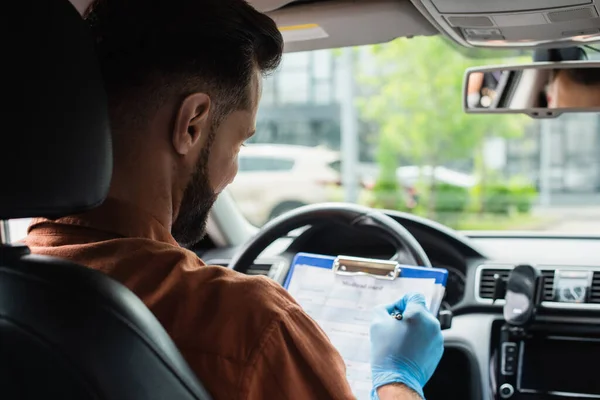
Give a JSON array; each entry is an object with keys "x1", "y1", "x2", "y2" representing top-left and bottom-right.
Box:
[
  {"x1": 501, "y1": 343, "x2": 518, "y2": 375},
  {"x1": 503, "y1": 363, "x2": 515, "y2": 374},
  {"x1": 499, "y1": 383, "x2": 514, "y2": 399}
]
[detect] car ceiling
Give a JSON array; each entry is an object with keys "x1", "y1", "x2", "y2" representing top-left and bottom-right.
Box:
[
  {"x1": 69, "y1": 0, "x2": 600, "y2": 53},
  {"x1": 264, "y1": 0, "x2": 438, "y2": 52},
  {"x1": 68, "y1": 0, "x2": 438, "y2": 52},
  {"x1": 254, "y1": 0, "x2": 600, "y2": 51}
]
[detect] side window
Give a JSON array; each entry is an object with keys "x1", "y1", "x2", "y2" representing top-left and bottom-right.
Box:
[
  {"x1": 6, "y1": 218, "x2": 31, "y2": 243},
  {"x1": 238, "y1": 156, "x2": 249, "y2": 171},
  {"x1": 239, "y1": 156, "x2": 294, "y2": 172},
  {"x1": 270, "y1": 158, "x2": 295, "y2": 171}
]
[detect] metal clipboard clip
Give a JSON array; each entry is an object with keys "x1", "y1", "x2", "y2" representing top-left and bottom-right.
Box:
[
  {"x1": 333, "y1": 254, "x2": 454, "y2": 330},
  {"x1": 333, "y1": 255, "x2": 401, "y2": 280}
]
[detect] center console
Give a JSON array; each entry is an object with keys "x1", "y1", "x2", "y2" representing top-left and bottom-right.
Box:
[
  {"x1": 491, "y1": 265, "x2": 600, "y2": 399},
  {"x1": 494, "y1": 323, "x2": 600, "y2": 399}
]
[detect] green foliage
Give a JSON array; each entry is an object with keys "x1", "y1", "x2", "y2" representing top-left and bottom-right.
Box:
[
  {"x1": 475, "y1": 178, "x2": 538, "y2": 215},
  {"x1": 372, "y1": 113, "x2": 405, "y2": 210},
  {"x1": 358, "y1": 36, "x2": 526, "y2": 164},
  {"x1": 482, "y1": 183, "x2": 513, "y2": 214},
  {"x1": 372, "y1": 144, "x2": 410, "y2": 211},
  {"x1": 509, "y1": 178, "x2": 538, "y2": 213},
  {"x1": 432, "y1": 183, "x2": 469, "y2": 213},
  {"x1": 371, "y1": 180, "x2": 407, "y2": 211},
  {"x1": 357, "y1": 36, "x2": 532, "y2": 214}
]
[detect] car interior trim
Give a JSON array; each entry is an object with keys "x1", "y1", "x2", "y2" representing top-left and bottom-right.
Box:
[
  {"x1": 515, "y1": 336, "x2": 600, "y2": 398},
  {"x1": 209, "y1": 191, "x2": 258, "y2": 247},
  {"x1": 475, "y1": 263, "x2": 600, "y2": 310}
]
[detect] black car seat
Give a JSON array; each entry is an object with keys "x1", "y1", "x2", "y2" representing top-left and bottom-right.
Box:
[{"x1": 0, "y1": 1, "x2": 212, "y2": 399}]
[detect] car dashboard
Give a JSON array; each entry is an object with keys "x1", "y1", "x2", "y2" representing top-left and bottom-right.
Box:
[{"x1": 199, "y1": 212, "x2": 600, "y2": 400}]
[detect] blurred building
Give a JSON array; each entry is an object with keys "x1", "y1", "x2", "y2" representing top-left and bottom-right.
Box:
[
  {"x1": 254, "y1": 51, "x2": 340, "y2": 147},
  {"x1": 504, "y1": 51, "x2": 600, "y2": 203},
  {"x1": 253, "y1": 50, "x2": 377, "y2": 162},
  {"x1": 505, "y1": 114, "x2": 600, "y2": 200}
]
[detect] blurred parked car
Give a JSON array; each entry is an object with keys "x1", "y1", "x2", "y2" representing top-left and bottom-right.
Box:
[
  {"x1": 358, "y1": 165, "x2": 477, "y2": 210},
  {"x1": 358, "y1": 164, "x2": 477, "y2": 189},
  {"x1": 229, "y1": 144, "x2": 345, "y2": 226},
  {"x1": 397, "y1": 166, "x2": 477, "y2": 188}
]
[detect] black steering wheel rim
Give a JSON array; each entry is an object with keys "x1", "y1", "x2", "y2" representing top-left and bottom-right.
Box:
[{"x1": 228, "y1": 203, "x2": 432, "y2": 274}]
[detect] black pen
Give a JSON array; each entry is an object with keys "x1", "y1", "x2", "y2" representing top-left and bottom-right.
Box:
[{"x1": 390, "y1": 311, "x2": 403, "y2": 321}]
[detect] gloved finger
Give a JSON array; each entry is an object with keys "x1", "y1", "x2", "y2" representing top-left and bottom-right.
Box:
[
  {"x1": 392, "y1": 292, "x2": 427, "y2": 313},
  {"x1": 404, "y1": 295, "x2": 435, "y2": 321},
  {"x1": 405, "y1": 292, "x2": 427, "y2": 307},
  {"x1": 371, "y1": 303, "x2": 403, "y2": 326},
  {"x1": 381, "y1": 297, "x2": 410, "y2": 314},
  {"x1": 382, "y1": 302, "x2": 398, "y2": 314},
  {"x1": 372, "y1": 303, "x2": 395, "y2": 319}
]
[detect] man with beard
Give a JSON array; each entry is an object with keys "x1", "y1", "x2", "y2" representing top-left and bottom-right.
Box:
[
  {"x1": 532, "y1": 47, "x2": 600, "y2": 108},
  {"x1": 545, "y1": 68, "x2": 600, "y2": 108},
  {"x1": 24, "y1": 0, "x2": 443, "y2": 399}
]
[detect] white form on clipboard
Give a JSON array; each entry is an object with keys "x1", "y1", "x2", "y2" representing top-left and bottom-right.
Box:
[{"x1": 283, "y1": 252, "x2": 448, "y2": 400}]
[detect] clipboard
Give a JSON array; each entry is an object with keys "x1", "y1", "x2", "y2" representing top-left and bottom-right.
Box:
[
  {"x1": 283, "y1": 252, "x2": 451, "y2": 399},
  {"x1": 283, "y1": 252, "x2": 449, "y2": 316}
]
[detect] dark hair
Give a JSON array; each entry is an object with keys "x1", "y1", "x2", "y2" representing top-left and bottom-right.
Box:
[
  {"x1": 550, "y1": 68, "x2": 600, "y2": 86},
  {"x1": 533, "y1": 47, "x2": 586, "y2": 62},
  {"x1": 534, "y1": 47, "x2": 600, "y2": 87},
  {"x1": 85, "y1": 0, "x2": 283, "y2": 131}
]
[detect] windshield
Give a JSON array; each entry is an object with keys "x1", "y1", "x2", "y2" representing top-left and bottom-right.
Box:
[{"x1": 228, "y1": 36, "x2": 600, "y2": 234}]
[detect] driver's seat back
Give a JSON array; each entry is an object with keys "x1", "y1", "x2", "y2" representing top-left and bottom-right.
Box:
[
  {"x1": 0, "y1": 1, "x2": 211, "y2": 399},
  {"x1": 0, "y1": 248, "x2": 211, "y2": 399}
]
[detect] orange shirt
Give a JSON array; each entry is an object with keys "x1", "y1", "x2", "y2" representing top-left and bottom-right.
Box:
[{"x1": 24, "y1": 198, "x2": 355, "y2": 400}]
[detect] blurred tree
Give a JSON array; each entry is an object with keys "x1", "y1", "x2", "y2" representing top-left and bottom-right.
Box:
[{"x1": 357, "y1": 36, "x2": 529, "y2": 216}]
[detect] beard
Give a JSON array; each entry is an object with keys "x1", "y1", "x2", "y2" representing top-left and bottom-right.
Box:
[{"x1": 171, "y1": 130, "x2": 218, "y2": 249}]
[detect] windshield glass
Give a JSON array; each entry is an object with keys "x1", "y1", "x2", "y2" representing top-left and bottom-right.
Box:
[{"x1": 228, "y1": 36, "x2": 600, "y2": 234}]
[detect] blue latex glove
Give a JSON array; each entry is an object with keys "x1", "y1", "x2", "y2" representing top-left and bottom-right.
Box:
[{"x1": 370, "y1": 293, "x2": 444, "y2": 399}]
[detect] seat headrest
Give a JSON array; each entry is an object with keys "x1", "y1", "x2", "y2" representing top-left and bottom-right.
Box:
[
  {"x1": 533, "y1": 47, "x2": 587, "y2": 62},
  {"x1": 0, "y1": 0, "x2": 112, "y2": 220}
]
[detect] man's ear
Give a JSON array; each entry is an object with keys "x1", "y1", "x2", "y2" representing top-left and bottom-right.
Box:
[{"x1": 172, "y1": 93, "x2": 211, "y2": 156}]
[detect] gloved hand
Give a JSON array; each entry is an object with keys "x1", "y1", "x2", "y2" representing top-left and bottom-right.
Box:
[{"x1": 370, "y1": 293, "x2": 444, "y2": 399}]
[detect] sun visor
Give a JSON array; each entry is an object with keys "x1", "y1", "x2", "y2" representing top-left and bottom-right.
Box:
[
  {"x1": 411, "y1": 0, "x2": 600, "y2": 48},
  {"x1": 249, "y1": 0, "x2": 297, "y2": 12},
  {"x1": 270, "y1": 0, "x2": 437, "y2": 52}
]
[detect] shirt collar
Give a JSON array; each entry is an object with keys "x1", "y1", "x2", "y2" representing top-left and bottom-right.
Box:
[{"x1": 28, "y1": 197, "x2": 179, "y2": 247}]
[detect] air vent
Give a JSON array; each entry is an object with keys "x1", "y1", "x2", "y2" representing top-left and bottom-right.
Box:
[
  {"x1": 247, "y1": 263, "x2": 274, "y2": 277},
  {"x1": 446, "y1": 16, "x2": 494, "y2": 28},
  {"x1": 541, "y1": 269, "x2": 555, "y2": 301},
  {"x1": 546, "y1": 6, "x2": 598, "y2": 23},
  {"x1": 206, "y1": 259, "x2": 278, "y2": 279},
  {"x1": 591, "y1": 272, "x2": 600, "y2": 304},
  {"x1": 478, "y1": 268, "x2": 510, "y2": 299},
  {"x1": 478, "y1": 267, "x2": 555, "y2": 301}
]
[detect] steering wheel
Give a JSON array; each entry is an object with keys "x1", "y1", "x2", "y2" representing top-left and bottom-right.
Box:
[{"x1": 228, "y1": 203, "x2": 432, "y2": 274}]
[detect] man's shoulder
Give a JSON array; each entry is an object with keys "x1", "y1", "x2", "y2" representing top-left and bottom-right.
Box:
[
  {"x1": 124, "y1": 242, "x2": 298, "y2": 316},
  {"x1": 173, "y1": 260, "x2": 304, "y2": 359},
  {"x1": 196, "y1": 264, "x2": 300, "y2": 317}
]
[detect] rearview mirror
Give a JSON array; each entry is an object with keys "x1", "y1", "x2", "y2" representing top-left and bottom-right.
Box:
[{"x1": 463, "y1": 61, "x2": 600, "y2": 118}]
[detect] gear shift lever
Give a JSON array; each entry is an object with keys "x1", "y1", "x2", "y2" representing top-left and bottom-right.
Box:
[{"x1": 503, "y1": 265, "x2": 543, "y2": 327}]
